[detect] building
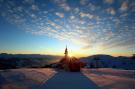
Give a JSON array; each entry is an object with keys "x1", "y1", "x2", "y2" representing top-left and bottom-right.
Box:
[{"x1": 59, "y1": 46, "x2": 85, "y2": 71}]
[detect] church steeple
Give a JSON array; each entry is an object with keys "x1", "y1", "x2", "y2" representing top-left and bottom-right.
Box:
[
  {"x1": 59, "y1": 45, "x2": 82, "y2": 71},
  {"x1": 64, "y1": 45, "x2": 68, "y2": 57}
]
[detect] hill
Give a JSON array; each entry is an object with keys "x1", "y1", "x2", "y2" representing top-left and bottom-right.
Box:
[
  {"x1": 80, "y1": 54, "x2": 135, "y2": 70},
  {"x1": 0, "y1": 53, "x2": 62, "y2": 69}
]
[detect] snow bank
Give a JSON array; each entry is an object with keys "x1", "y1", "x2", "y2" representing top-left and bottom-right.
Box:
[
  {"x1": 82, "y1": 68, "x2": 135, "y2": 89},
  {"x1": 0, "y1": 68, "x2": 56, "y2": 89}
]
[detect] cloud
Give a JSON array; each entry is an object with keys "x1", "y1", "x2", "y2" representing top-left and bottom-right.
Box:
[
  {"x1": 53, "y1": 0, "x2": 70, "y2": 11},
  {"x1": 17, "y1": 6, "x2": 23, "y2": 12},
  {"x1": 81, "y1": 45, "x2": 92, "y2": 50},
  {"x1": 55, "y1": 12, "x2": 64, "y2": 18},
  {"x1": 80, "y1": 12, "x2": 93, "y2": 19},
  {"x1": 0, "y1": 0, "x2": 135, "y2": 51},
  {"x1": 80, "y1": 0, "x2": 89, "y2": 5},
  {"x1": 70, "y1": 15, "x2": 75, "y2": 20},
  {"x1": 31, "y1": 4, "x2": 39, "y2": 11},
  {"x1": 104, "y1": 0, "x2": 114, "y2": 4},
  {"x1": 74, "y1": 8, "x2": 80, "y2": 13},
  {"x1": 120, "y1": 13, "x2": 128, "y2": 17},
  {"x1": 120, "y1": 1, "x2": 128, "y2": 11},
  {"x1": 30, "y1": 14, "x2": 36, "y2": 18},
  {"x1": 107, "y1": 8, "x2": 116, "y2": 15},
  {"x1": 87, "y1": 3, "x2": 97, "y2": 11},
  {"x1": 59, "y1": 3, "x2": 70, "y2": 11},
  {"x1": 23, "y1": 0, "x2": 35, "y2": 4}
]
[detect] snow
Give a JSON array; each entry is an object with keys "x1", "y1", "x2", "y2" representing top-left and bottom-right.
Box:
[
  {"x1": 0, "y1": 68, "x2": 56, "y2": 89},
  {"x1": 82, "y1": 68, "x2": 135, "y2": 89},
  {"x1": 0, "y1": 68, "x2": 135, "y2": 89},
  {"x1": 39, "y1": 70, "x2": 99, "y2": 89}
]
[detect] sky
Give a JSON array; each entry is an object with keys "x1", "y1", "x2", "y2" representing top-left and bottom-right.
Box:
[{"x1": 0, "y1": 0, "x2": 135, "y2": 57}]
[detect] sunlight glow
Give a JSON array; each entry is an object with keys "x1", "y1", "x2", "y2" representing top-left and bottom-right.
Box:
[
  {"x1": 69, "y1": 54, "x2": 73, "y2": 57},
  {"x1": 0, "y1": 0, "x2": 135, "y2": 57}
]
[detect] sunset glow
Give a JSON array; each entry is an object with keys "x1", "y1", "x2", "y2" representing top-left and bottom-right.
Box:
[{"x1": 0, "y1": 0, "x2": 135, "y2": 57}]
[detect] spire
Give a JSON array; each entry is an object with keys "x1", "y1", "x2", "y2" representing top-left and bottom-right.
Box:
[{"x1": 64, "y1": 45, "x2": 68, "y2": 56}]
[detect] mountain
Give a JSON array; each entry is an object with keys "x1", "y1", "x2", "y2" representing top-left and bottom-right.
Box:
[
  {"x1": 80, "y1": 54, "x2": 135, "y2": 70},
  {"x1": 0, "y1": 53, "x2": 62, "y2": 59},
  {"x1": 0, "y1": 53, "x2": 62, "y2": 69}
]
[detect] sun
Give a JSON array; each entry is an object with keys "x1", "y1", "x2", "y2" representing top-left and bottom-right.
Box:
[{"x1": 69, "y1": 54, "x2": 73, "y2": 57}]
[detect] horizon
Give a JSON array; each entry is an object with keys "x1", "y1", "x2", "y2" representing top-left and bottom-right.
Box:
[
  {"x1": 0, "y1": 52, "x2": 133, "y2": 58},
  {"x1": 0, "y1": 0, "x2": 135, "y2": 57}
]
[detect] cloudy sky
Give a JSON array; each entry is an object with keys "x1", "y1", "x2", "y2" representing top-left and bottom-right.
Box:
[{"x1": 0, "y1": 0, "x2": 135, "y2": 57}]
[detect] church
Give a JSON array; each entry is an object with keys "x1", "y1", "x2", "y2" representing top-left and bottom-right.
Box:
[{"x1": 59, "y1": 46, "x2": 85, "y2": 72}]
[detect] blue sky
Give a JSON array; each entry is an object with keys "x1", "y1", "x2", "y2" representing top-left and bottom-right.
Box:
[{"x1": 0, "y1": 0, "x2": 135, "y2": 57}]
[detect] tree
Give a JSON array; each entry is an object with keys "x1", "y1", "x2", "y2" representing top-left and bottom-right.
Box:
[
  {"x1": 131, "y1": 54, "x2": 135, "y2": 59},
  {"x1": 93, "y1": 57, "x2": 101, "y2": 68}
]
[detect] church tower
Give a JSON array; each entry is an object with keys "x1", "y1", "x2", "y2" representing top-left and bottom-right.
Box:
[
  {"x1": 59, "y1": 45, "x2": 84, "y2": 71},
  {"x1": 64, "y1": 45, "x2": 68, "y2": 57}
]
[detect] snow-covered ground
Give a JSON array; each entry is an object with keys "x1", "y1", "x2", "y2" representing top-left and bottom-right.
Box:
[
  {"x1": 0, "y1": 68, "x2": 56, "y2": 89},
  {"x1": 0, "y1": 68, "x2": 135, "y2": 89},
  {"x1": 82, "y1": 68, "x2": 135, "y2": 89},
  {"x1": 39, "y1": 70, "x2": 99, "y2": 89}
]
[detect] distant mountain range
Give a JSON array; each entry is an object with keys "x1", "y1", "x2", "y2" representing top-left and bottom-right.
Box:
[
  {"x1": 80, "y1": 54, "x2": 135, "y2": 70},
  {"x1": 0, "y1": 53, "x2": 135, "y2": 70},
  {"x1": 0, "y1": 53, "x2": 62, "y2": 59},
  {"x1": 0, "y1": 53, "x2": 62, "y2": 69},
  {"x1": 80, "y1": 54, "x2": 129, "y2": 62}
]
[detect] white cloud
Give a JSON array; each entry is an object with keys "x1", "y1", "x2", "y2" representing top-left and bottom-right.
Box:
[
  {"x1": 30, "y1": 14, "x2": 35, "y2": 18},
  {"x1": 53, "y1": 0, "x2": 70, "y2": 11},
  {"x1": 55, "y1": 12, "x2": 64, "y2": 18},
  {"x1": 1, "y1": 0, "x2": 134, "y2": 51},
  {"x1": 23, "y1": 0, "x2": 35, "y2": 4},
  {"x1": 70, "y1": 15, "x2": 75, "y2": 20},
  {"x1": 80, "y1": 12, "x2": 93, "y2": 19},
  {"x1": 87, "y1": 3, "x2": 97, "y2": 11},
  {"x1": 80, "y1": 0, "x2": 89, "y2": 5},
  {"x1": 59, "y1": 3, "x2": 70, "y2": 11},
  {"x1": 74, "y1": 8, "x2": 80, "y2": 13},
  {"x1": 120, "y1": 1, "x2": 128, "y2": 11},
  {"x1": 120, "y1": 13, "x2": 128, "y2": 17},
  {"x1": 107, "y1": 8, "x2": 116, "y2": 15},
  {"x1": 104, "y1": 0, "x2": 114, "y2": 4},
  {"x1": 79, "y1": 20, "x2": 85, "y2": 24},
  {"x1": 17, "y1": 6, "x2": 23, "y2": 12},
  {"x1": 31, "y1": 4, "x2": 39, "y2": 11}
]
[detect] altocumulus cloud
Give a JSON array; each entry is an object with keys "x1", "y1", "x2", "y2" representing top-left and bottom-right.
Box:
[{"x1": 0, "y1": 0, "x2": 135, "y2": 51}]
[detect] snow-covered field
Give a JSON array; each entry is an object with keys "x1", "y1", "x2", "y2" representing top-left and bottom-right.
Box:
[
  {"x1": 0, "y1": 68, "x2": 56, "y2": 89},
  {"x1": 82, "y1": 68, "x2": 135, "y2": 89},
  {"x1": 0, "y1": 68, "x2": 135, "y2": 89}
]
